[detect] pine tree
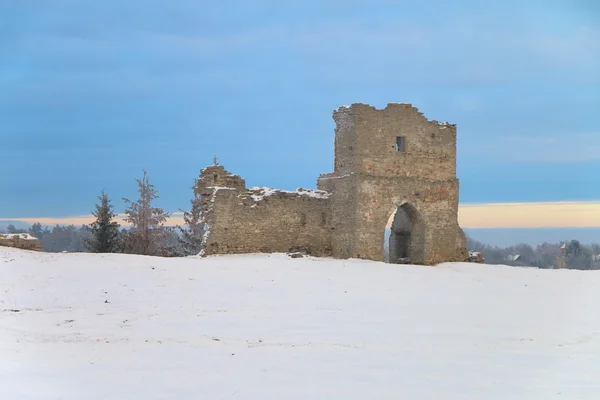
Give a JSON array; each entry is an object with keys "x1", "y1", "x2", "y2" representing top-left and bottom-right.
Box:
[
  {"x1": 6, "y1": 224, "x2": 26, "y2": 234},
  {"x1": 162, "y1": 227, "x2": 185, "y2": 257},
  {"x1": 122, "y1": 169, "x2": 171, "y2": 256},
  {"x1": 565, "y1": 239, "x2": 592, "y2": 270},
  {"x1": 177, "y1": 182, "x2": 205, "y2": 256},
  {"x1": 84, "y1": 191, "x2": 121, "y2": 253},
  {"x1": 28, "y1": 222, "x2": 44, "y2": 240}
]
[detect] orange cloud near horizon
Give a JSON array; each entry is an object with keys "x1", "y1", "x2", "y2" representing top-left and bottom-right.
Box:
[
  {"x1": 458, "y1": 201, "x2": 600, "y2": 228},
  {"x1": 1, "y1": 202, "x2": 600, "y2": 229},
  {"x1": 0, "y1": 213, "x2": 186, "y2": 228}
]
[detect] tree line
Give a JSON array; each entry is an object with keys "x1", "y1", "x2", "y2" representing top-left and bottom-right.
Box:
[
  {"x1": 3, "y1": 168, "x2": 598, "y2": 269},
  {"x1": 467, "y1": 236, "x2": 600, "y2": 270},
  {"x1": 2, "y1": 169, "x2": 204, "y2": 257}
]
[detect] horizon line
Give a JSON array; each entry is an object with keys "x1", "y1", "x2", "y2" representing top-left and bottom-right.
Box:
[{"x1": 1, "y1": 201, "x2": 600, "y2": 229}]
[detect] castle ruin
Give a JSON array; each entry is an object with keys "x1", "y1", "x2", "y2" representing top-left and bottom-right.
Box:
[{"x1": 197, "y1": 103, "x2": 467, "y2": 265}]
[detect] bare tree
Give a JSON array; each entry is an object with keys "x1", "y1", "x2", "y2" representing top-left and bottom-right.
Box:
[
  {"x1": 122, "y1": 169, "x2": 171, "y2": 256},
  {"x1": 535, "y1": 242, "x2": 561, "y2": 269}
]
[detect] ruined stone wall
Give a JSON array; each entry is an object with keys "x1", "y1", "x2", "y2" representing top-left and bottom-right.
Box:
[
  {"x1": 0, "y1": 234, "x2": 42, "y2": 252},
  {"x1": 203, "y1": 188, "x2": 332, "y2": 256},
  {"x1": 317, "y1": 173, "x2": 356, "y2": 259},
  {"x1": 198, "y1": 166, "x2": 333, "y2": 257},
  {"x1": 332, "y1": 106, "x2": 358, "y2": 175},
  {"x1": 195, "y1": 165, "x2": 246, "y2": 195},
  {"x1": 334, "y1": 103, "x2": 457, "y2": 180}
]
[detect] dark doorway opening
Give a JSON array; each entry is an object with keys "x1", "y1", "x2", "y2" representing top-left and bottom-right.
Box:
[{"x1": 384, "y1": 203, "x2": 425, "y2": 264}]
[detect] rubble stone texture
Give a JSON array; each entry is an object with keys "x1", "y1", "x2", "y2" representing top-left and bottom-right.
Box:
[
  {"x1": 197, "y1": 103, "x2": 467, "y2": 265},
  {"x1": 0, "y1": 233, "x2": 42, "y2": 252}
]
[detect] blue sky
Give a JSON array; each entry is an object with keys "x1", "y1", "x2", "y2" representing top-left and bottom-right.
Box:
[{"x1": 1, "y1": 0, "x2": 599, "y2": 223}]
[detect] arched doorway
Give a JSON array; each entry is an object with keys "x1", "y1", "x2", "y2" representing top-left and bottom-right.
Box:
[{"x1": 384, "y1": 203, "x2": 425, "y2": 264}]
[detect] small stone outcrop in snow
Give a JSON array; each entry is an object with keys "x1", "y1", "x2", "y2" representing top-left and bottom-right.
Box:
[
  {"x1": 0, "y1": 233, "x2": 42, "y2": 251},
  {"x1": 467, "y1": 251, "x2": 485, "y2": 263}
]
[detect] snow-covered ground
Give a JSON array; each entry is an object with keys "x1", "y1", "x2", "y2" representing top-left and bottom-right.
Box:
[{"x1": 1, "y1": 247, "x2": 600, "y2": 399}]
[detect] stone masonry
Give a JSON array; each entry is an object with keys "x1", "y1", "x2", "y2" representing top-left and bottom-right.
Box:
[
  {"x1": 0, "y1": 233, "x2": 42, "y2": 252},
  {"x1": 197, "y1": 103, "x2": 468, "y2": 265}
]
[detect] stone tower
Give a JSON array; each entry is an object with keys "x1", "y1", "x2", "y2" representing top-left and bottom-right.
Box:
[{"x1": 317, "y1": 103, "x2": 467, "y2": 264}]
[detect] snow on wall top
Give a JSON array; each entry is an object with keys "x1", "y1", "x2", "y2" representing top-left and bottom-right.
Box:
[
  {"x1": 247, "y1": 187, "x2": 330, "y2": 202},
  {"x1": 334, "y1": 105, "x2": 352, "y2": 112},
  {"x1": 0, "y1": 233, "x2": 39, "y2": 241},
  {"x1": 206, "y1": 186, "x2": 236, "y2": 191}
]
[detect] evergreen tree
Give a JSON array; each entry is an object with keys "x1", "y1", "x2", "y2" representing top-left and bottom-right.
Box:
[
  {"x1": 177, "y1": 182, "x2": 205, "y2": 256},
  {"x1": 122, "y1": 169, "x2": 171, "y2": 256},
  {"x1": 85, "y1": 191, "x2": 121, "y2": 253},
  {"x1": 162, "y1": 227, "x2": 185, "y2": 257},
  {"x1": 565, "y1": 240, "x2": 582, "y2": 257},
  {"x1": 6, "y1": 224, "x2": 26, "y2": 234},
  {"x1": 28, "y1": 222, "x2": 44, "y2": 240},
  {"x1": 565, "y1": 240, "x2": 592, "y2": 270}
]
